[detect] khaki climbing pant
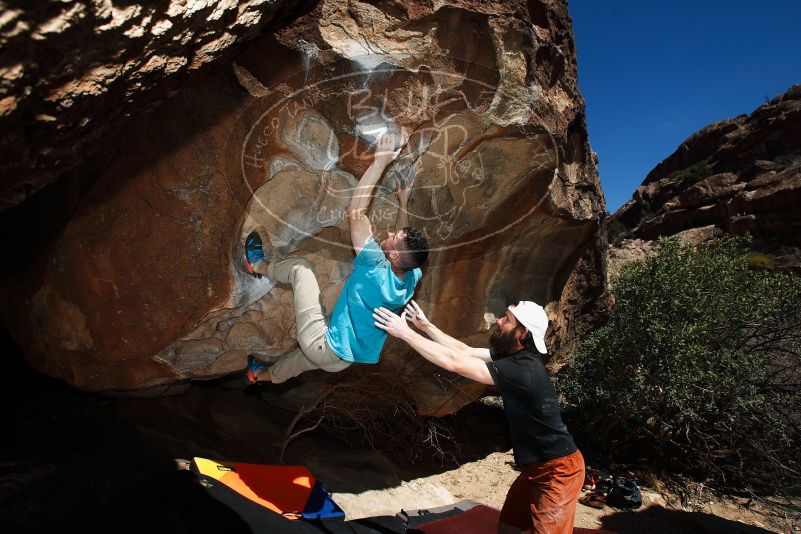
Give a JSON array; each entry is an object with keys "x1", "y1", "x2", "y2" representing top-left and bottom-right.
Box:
[{"x1": 265, "y1": 256, "x2": 351, "y2": 384}]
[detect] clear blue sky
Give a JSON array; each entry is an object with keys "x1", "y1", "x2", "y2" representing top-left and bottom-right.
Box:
[{"x1": 568, "y1": 1, "x2": 801, "y2": 213}]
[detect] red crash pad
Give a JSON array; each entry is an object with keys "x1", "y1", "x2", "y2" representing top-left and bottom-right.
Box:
[
  {"x1": 408, "y1": 503, "x2": 616, "y2": 533},
  {"x1": 408, "y1": 504, "x2": 499, "y2": 533}
]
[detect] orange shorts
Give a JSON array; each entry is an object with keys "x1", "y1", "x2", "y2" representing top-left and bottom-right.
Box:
[{"x1": 499, "y1": 449, "x2": 585, "y2": 534}]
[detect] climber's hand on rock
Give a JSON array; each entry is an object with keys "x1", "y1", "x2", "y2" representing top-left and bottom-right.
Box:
[
  {"x1": 396, "y1": 177, "x2": 413, "y2": 205},
  {"x1": 373, "y1": 307, "x2": 411, "y2": 339},
  {"x1": 405, "y1": 300, "x2": 432, "y2": 330},
  {"x1": 374, "y1": 133, "x2": 401, "y2": 166}
]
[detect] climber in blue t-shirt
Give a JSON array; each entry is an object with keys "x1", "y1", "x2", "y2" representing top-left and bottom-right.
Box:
[{"x1": 245, "y1": 134, "x2": 429, "y2": 384}]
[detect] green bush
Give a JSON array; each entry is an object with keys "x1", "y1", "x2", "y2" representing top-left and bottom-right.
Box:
[
  {"x1": 671, "y1": 160, "x2": 713, "y2": 186},
  {"x1": 560, "y1": 237, "x2": 801, "y2": 492}
]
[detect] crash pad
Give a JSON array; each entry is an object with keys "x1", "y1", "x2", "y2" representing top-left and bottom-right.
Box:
[
  {"x1": 191, "y1": 457, "x2": 344, "y2": 520},
  {"x1": 406, "y1": 502, "x2": 617, "y2": 534},
  {"x1": 408, "y1": 504, "x2": 500, "y2": 533}
]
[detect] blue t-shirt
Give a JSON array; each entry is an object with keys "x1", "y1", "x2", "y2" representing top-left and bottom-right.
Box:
[{"x1": 326, "y1": 237, "x2": 422, "y2": 363}]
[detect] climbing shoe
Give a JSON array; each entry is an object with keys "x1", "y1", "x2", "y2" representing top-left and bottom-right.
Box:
[
  {"x1": 245, "y1": 230, "x2": 266, "y2": 278},
  {"x1": 245, "y1": 354, "x2": 271, "y2": 385}
]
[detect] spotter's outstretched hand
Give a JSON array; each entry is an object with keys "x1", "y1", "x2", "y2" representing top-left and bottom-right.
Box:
[
  {"x1": 405, "y1": 300, "x2": 432, "y2": 330},
  {"x1": 373, "y1": 307, "x2": 411, "y2": 339}
]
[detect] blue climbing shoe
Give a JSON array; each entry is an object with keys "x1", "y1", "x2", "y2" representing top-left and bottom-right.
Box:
[
  {"x1": 245, "y1": 354, "x2": 271, "y2": 385},
  {"x1": 245, "y1": 231, "x2": 266, "y2": 278}
]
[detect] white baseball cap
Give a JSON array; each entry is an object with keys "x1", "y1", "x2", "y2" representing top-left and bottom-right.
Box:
[{"x1": 509, "y1": 301, "x2": 548, "y2": 354}]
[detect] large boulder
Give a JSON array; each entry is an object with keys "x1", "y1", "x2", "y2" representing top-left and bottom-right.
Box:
[{"x1": 0, "y1": 0, "x2": 607, "y2": 414}]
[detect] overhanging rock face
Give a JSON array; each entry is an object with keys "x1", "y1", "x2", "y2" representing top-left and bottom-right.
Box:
[
  {"x1": 1, "y1": 0, "x2": 607, "y2": 415},
  {"x1": 0, "y1": 0, "x2": 306, "y2": 210}
]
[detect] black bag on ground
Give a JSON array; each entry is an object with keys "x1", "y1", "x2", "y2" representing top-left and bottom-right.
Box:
[
  {"x1": 595, "y1": 472, "x2": 614, "y2": 494},
  {"x1": 605, "y1": 477, "x2": 642, "y2": 510}
]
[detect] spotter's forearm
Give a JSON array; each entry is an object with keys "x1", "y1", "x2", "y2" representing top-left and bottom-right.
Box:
[{"x1": 400, "y1": 329, "x2": 465, "y2": 373}]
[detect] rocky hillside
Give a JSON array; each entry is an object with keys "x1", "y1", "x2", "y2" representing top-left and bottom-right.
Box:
[
  {"x1": 0, "y1": 0, "x2": 607, "y2": 414},
  {"x1": 609, "y1": 85, "x2": 801, "y2": 262}
]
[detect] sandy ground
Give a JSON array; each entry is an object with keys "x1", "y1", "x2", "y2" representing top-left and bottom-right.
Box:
[
  {"x1": 323, "y1": 395, "x2": 799, "y2": 533},
  {"x1": 411, "y1": 449, "x2": 799, "y2": 533},
  {"x1": 334, "y1": 448, "x2": 799, "y2": 533}
]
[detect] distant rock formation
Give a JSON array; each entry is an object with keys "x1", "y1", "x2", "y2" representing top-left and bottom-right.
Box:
[
  {"x1": 0, "y1": 0, "x2": 607, "y2": 415},
  {"x1": 609, "y1": 85, "x2": 801, "y2": 258}
]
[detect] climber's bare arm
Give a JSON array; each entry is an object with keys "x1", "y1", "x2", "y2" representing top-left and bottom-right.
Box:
[
  {"x1": 348, "y1": 134, "x2": 400, "y2": 254},
  {"x1": 395, "y1": 178, "x2": 412, "y2": 233}
]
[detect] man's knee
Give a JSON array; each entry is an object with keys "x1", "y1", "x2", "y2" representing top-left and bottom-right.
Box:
[
  {"x1": 288, "y1": 257, "x2": 315, "y2": 281},
  {"x1": 290, "y1": 257, "x2": 314, "y2": 271}
]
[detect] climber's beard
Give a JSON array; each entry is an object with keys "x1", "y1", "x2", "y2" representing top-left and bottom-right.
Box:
[{"x1": 489, "y1": 325, "x2": 518, "y2": 356}]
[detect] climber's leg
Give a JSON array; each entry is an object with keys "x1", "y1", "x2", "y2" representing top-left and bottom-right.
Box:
[
  {"x1": 266, "y1": 339, "x2": 349, "y2": 384},
  {"x1": 264, "y1": 256, "x2": 350, "y2": 383}
]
